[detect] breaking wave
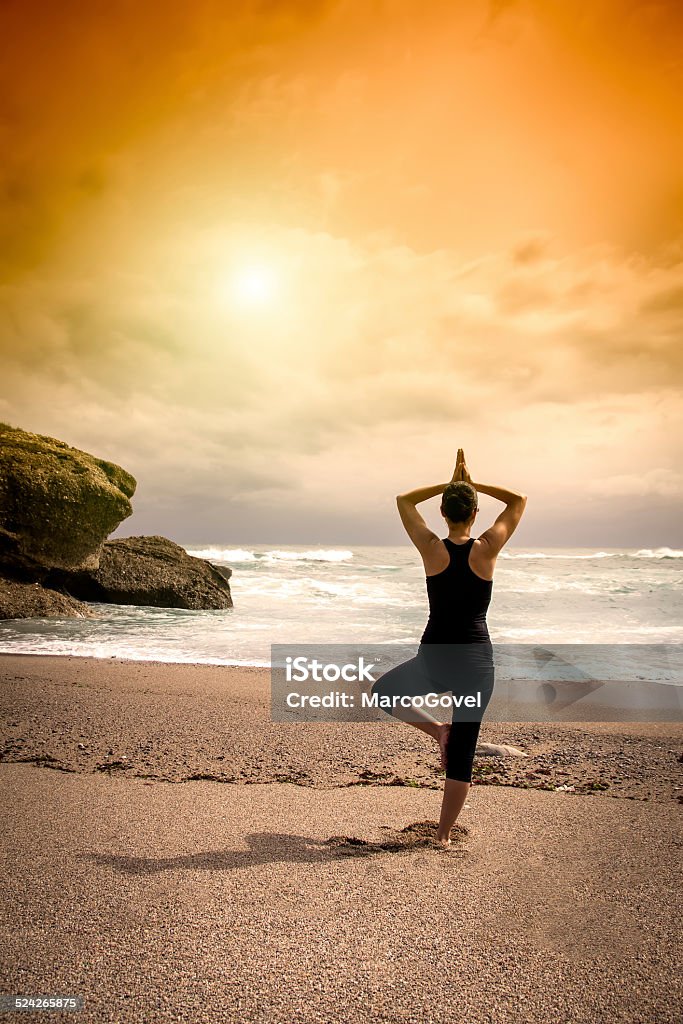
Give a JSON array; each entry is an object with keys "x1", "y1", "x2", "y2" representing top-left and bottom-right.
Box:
[
  {"x1": 186, "y1": 547, "x2": 354, "y2": 564},
  {"x1": 500, "y1": 548, "x2": 683, "y2": 560}
]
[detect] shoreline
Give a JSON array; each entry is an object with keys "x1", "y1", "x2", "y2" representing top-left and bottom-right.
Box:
[{"x1": 0, "y1": 649, "x2": 273, "y2": 668}]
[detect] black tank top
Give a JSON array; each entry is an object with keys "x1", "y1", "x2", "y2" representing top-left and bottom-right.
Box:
[{"x1": 420, "y1": 537, "x2": 493, "y2": 645}]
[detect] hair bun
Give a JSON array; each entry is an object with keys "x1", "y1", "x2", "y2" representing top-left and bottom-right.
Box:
[{"x1": 442, "y1": 482, "x2": 478, "y2": 523}]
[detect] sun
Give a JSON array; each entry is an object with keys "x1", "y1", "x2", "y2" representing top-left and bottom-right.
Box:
[{"x1": 231, "y1": 265, "x2": 278, "y2": 307}]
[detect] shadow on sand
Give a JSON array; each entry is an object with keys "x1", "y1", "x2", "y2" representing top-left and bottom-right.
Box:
[{"x1": 77, "y1": 821, "x2": 468, "y2": 874}]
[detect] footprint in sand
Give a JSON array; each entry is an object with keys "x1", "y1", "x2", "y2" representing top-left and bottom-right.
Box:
[{"x1": 325, "y1": 820, "x2": 469, "y2": 855}]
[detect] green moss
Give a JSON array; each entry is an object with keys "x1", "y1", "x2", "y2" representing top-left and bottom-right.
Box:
[{"x1": 0, "y1": 424, "x2": 137, "y2": 572}]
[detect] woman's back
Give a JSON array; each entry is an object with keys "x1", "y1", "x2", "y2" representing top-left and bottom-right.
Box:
[{"x1": 420, "y1": 537, "x2": 492, "y2": 645}]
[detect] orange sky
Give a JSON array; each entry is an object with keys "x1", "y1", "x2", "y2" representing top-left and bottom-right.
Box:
[{"x1": 1, "y1": 0, "x2": 682, "y2": 544}]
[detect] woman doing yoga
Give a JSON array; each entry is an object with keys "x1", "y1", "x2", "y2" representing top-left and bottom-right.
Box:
[{"x1": 371, "y1": 449, "x2": 527, "y2": 847}]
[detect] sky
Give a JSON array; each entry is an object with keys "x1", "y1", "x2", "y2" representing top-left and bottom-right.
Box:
[{"x1": 1, "y1": 0, "x2": 682, "y2": 546}]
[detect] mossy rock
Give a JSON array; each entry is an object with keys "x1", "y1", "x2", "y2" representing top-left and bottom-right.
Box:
[{"x1": 0, "y1": 423, "x2": 136, "y2": 578}]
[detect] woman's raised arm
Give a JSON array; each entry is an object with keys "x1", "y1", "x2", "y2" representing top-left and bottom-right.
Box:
[
  {"x1": 473, "y1": 480, "x2": 527, "y2": 505},
  {"x1": 395, "y1": 451, "x2": 467, "y2": 559},
  {"x1": 472, "y1": 479, "x2": 527, "y2": 555},
  {"x1": 457, "y1": 450, "x2": 527, "y2": 555},
  {"x1": 395, "y1": 481, "x2": 451, "y2": 557}
]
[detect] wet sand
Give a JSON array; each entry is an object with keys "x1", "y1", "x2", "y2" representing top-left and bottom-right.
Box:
[{"x1": 1, "y1": 654, "x2": 682, "y2": 1023}]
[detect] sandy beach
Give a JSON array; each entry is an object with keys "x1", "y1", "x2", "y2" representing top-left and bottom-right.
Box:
[{"x1": 1, "y1": 654, "x2": 682, "y2": 1023}]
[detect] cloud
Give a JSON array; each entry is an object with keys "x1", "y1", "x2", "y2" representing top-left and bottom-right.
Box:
[
  {"x1": 640, "y1": 285, "x2": 683, "y2": 315},
  {"x1": 1, "y1": 211, "x2": 681, "y2": 541},
  {"x1": 587, "y1": 468, "x2": 683, "y2": 499},
  {"x1": 2, "y1": 0, "x2": 682, "y2": 542},
  {"x1": 3, "y1": 0, "x2": 683, "y2": 281}
]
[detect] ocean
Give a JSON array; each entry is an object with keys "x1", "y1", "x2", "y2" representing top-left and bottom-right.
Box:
[{"x1": 0, "y1": 545, "x2": 681, "y2": 666}]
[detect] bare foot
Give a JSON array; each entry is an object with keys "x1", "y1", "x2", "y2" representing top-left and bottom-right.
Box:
[
  {"x1": 437, "y1": 724, "x2": 451, "y2": 771},
  {"x1": 430, "y1": 836, "x2": 452, "y2": 850}
]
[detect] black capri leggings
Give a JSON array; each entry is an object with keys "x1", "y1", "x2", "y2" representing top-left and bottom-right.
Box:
[{"x1": 370, "y1": 643, "x2": 495, "y2": 783}]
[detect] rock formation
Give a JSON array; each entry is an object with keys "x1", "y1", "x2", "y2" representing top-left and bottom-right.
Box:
[
  {"x1": 0, "y1": 424, "x2": 232, "y2": 618},
  {"x1": 0, "y1": 577, "x2": 94, "y2": 620},
  {"x1": 0, "y1": 423, "x2": 135, "y2": 579},
  {"x1": 45, "y1": 536, "x2": 233, "y2": 610}
]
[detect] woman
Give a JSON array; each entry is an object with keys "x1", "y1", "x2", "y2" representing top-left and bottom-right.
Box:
[{"x1": 371, "y1": 449, "x2": 527, "y2": 847}]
